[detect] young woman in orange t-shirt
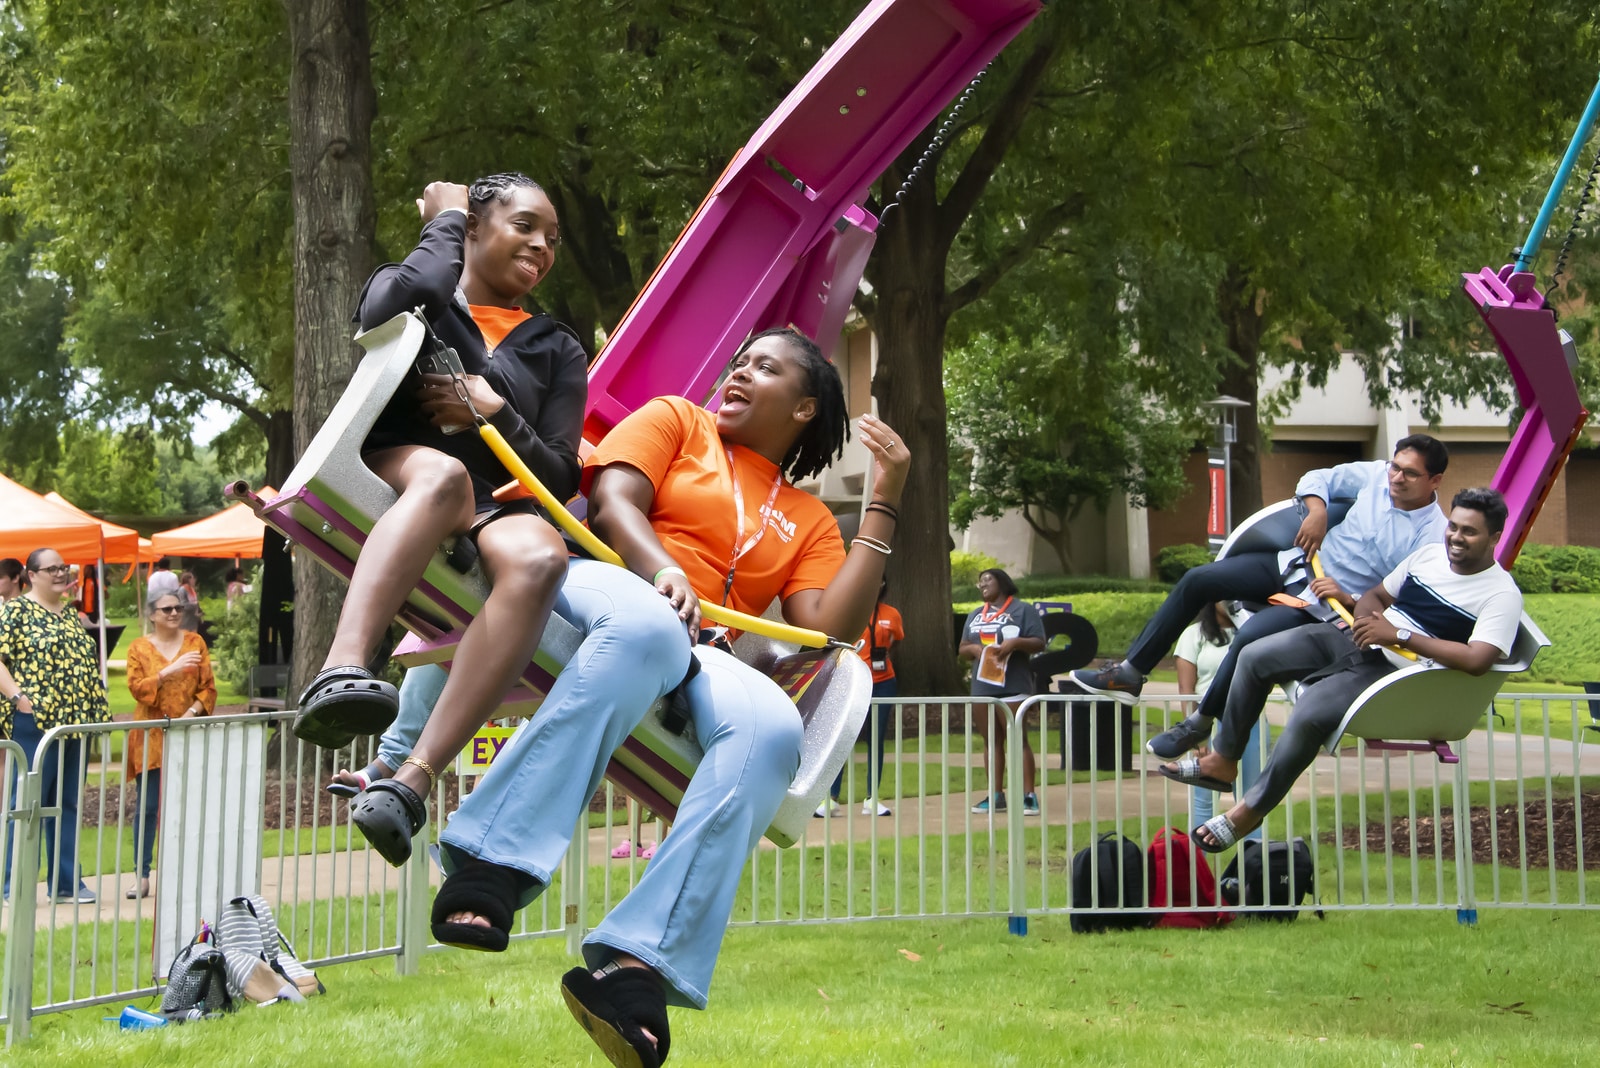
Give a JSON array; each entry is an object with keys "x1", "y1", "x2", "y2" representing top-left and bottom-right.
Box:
[{"x1": 432, "y1": 328, "x2": 909, "y2": 1067}]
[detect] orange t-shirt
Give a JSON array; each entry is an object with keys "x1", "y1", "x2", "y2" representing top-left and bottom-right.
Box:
[
  {"x1": 856, "y1": 602, "x2": 904, "y2": 683},
  {"x1": 581, "y1": 397, "x2": 846, "y2": 618},
  {"x1": 469, "y1": 304, "x2": 532, "y2": 353}
]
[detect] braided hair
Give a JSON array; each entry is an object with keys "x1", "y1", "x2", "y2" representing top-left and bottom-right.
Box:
[
  {"x1": 731, "y1": 328, "x2": 849, "y2": 483},
  {"x1": 468, "y1": 173, "x2": 556, "y2": 242}
]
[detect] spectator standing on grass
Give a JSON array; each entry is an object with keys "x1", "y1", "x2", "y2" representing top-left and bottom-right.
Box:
[
  {"x1": 146, "y1": 558, "x2": 178, "y2": 604},
  {"x1": 959, "y1": 568, "x2": 1045, "y2": 816},
  {"x1": 123, "y1": 592, "x2": 216, "y2": 899},
  {"x1": 818, "y1": 576, "x2": 904, "y2": 817},
  {"x1": 0, "y1": 547, "x2": 111, "y2": 903},
  {"x1": 224, "y1": 567, "x2": 250, "y2": 611},
  {"x1": 176, "y1": 570, "x2": 203, "y2": 634},
  {"x1": 0, "y1": 558, "x2": 25, "y2": 603},
  {"x1": 1175, "y1": 602, "x2": 1263, "y2": 841}
]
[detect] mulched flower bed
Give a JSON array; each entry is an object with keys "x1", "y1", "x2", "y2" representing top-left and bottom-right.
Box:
[{"x1": 1331, "y1": 791, "x2": 1600, "y2": 870}]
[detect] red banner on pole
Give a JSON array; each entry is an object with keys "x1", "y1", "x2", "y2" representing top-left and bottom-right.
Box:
[{"x1": 1207, "y1": 457, "x2": 1226, "y2": 539}]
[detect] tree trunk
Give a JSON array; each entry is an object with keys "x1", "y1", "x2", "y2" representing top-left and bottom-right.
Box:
[
  {"x1": 284, "y1": 0, "x2": 375, "y2": 704},
  {"x1": 866, "y1": 165, "x2": 962, "y2": 696},
  {"x1": 1217, "y1": 264, "x2": 1266, "y2": 520},
  {"x1": 263, "y1": 408, "x2": 296, "y2": 491}
]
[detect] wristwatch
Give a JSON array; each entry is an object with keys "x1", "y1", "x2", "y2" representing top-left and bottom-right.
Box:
[{"x1": 1395, "y1": 628, "x2": 1412, "y2": 646}]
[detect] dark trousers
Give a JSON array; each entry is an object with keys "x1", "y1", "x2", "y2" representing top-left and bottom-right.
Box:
[
  {"x1": 831, "y1": 677, "x2": 898, "y2": 800},
  {"x1": 1125, "y1": 552, "x2": 1287, "y2": 674},
  {"x1": 4, "y1": 713, "x2": 87, "y2": 898},
  {"x1": 1212, "y1": 625, "x2": 1395, "y2": 817},
  {"x1": 1193, "y1": 605, "x2": 1318, "y2": 720},
  {"x1": 132, "y1": 767, "x2": 162, "y2": 878}
]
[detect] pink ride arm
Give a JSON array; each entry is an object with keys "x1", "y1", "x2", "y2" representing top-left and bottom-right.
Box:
[
  {"x1": 1461, "y1": 265, "x2": 1591, "y2": 568},
  {"x1": 582, "y1": 0, "x2": 1042, "y2": 445}
]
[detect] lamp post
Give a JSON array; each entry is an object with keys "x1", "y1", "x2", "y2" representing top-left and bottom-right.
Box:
[{"x1": 1205, "y1": 395, "x2": 1252, "y2": 553}]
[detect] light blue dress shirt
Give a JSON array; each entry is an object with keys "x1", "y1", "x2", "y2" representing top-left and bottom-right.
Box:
[{"x1": 1278, "y1": 459, "x2": 1449, "y2": 597}]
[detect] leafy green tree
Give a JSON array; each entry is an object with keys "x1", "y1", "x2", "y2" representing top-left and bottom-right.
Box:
[
  {"x1": 947, "y1": 334, "x2": 1194, "y2": 571},
  {"x1": 0, "y1": 222, "x2": 71, "y2": 483},
  {"x1": 1, "y1": 1, "x2": 296, "y2": 483}
]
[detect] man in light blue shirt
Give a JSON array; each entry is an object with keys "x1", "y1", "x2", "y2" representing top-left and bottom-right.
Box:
[{"x1": 1071, "y1": 435, "x2": 1450, "y2": 759}]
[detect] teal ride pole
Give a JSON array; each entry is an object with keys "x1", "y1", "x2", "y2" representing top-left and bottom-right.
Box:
[{"x1": 1515, "y1": 72, "x2": 1600, "y2": 273}]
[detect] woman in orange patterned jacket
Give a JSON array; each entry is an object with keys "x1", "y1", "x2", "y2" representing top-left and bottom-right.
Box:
[{"x1": 123, "y1": 591, "x2": 216, "y2": 899}]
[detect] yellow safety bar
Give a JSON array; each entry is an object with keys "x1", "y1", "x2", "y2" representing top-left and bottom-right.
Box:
[
  {"x1": 479, "y1": 422, "x2": 830, "y2": 649},
  {"x1": 1309, "y1": 552, "x2": 1417, "y2": 661}
]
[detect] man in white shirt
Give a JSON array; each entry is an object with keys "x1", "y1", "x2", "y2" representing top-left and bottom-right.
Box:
[
  {"x1": 146, "y1": 558, "x2": 179, "y2": 605},
  {"x1": 1167, "y1": 487, "x2": 1524, "y2": 852}
]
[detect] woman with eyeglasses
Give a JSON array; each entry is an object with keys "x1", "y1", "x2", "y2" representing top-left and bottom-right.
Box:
[
  {"x1": 122, "y1": 592, "x2": 216, "y2": 899},
  {"x1": 0, "y1": 548, "x2": 111, "y2": 903}
]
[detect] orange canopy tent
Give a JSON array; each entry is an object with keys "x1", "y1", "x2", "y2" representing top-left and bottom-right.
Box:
[
  {"x1": 0, "y1": 473, "x2": 105, "y2": 563},
  {"x1": 44, "y1": 492, "x2": 149, "y2": 565},
  {"x1": 149, "y1": 489, "x2": 273, "y2": 559}
]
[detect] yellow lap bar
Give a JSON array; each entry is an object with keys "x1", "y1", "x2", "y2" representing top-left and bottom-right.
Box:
[
  {"x1": 1309, "y1": 552, "x2": 1417, "y2": 661},
  {"x1": 479, "y1": 422, "x2": 830, "y2": 648}
]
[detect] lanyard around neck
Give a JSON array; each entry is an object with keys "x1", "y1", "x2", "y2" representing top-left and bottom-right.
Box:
[
  {"x1": 723, "y1": 447, "x2": 784, "y2": 605},
  {"x1": 978, "y1": 596, "x2": 1013, "y2": 625}
]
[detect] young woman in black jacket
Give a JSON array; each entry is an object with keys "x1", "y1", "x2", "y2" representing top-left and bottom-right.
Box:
[{"x1": 297, "y1": 174, "x2": 585, "y2": 858}]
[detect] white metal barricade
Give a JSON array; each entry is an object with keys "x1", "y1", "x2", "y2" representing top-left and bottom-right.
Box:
[{"x1": 5, "y1": 692, "x2": 1595, "y2": 1047}]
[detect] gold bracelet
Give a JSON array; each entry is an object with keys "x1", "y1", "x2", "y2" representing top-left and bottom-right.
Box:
[
  {"x1": 851, "y1": 535, "x2": 893, "y2": 556},
  {"x1": 403, "y1": 756, "x2": 437, "y2": 790}
]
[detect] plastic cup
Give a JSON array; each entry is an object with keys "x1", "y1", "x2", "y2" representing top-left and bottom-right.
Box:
[{"x1": 118, "y1": 1005, "x2": 167, "y2": 1029}]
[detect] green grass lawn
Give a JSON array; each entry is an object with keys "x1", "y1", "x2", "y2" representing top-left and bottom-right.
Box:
[{"x1": 10, "y1": 905, "x2": 1596, "y2": 1065}]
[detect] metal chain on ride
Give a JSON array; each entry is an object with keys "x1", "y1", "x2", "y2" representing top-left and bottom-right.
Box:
[
  {"x1": 1551, "y1": 139, "x2": 1600, "y2": 292},
  {"x1": 877, "y1": 63, "x2": 992, "y2": 225}
]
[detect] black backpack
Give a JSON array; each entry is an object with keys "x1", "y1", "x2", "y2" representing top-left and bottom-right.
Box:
[
  {"x1": 1219, "y1": 837, "x2": 1319, "y2": 921},
  {"x1": 160, "y1": 935, "x2": 233, "y2": 1022},
  {"x1": 1069, "y1": 832, "x2": 1151, "y2": 933}
]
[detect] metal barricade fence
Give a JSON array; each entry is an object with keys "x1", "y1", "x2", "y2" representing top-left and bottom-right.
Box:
[
  {"x1": 4, "y1": 692, "x2": 1595, "y2": 1046},
  {"x1": 1, "y1": 712, "x2": 425, "y2": 1046}
]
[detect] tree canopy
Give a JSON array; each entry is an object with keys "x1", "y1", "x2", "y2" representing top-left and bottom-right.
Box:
[{"x1": 2, "y1": 0, "x2": 1599, "y2": 693}]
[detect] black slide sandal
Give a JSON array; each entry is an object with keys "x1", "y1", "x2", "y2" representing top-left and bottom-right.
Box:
[
  {"x1": 292, "y1": 666, "x2": 399, "y2": 749},
  {"x1": 430, "y1": 859, "x2": 522, "y2": 952},
  {"x1": 350, "y1": 778, "x2": 426, "y2": 866},
  {"x1": 562, "y1": 962, "x2": 671, "y2": 1068}
]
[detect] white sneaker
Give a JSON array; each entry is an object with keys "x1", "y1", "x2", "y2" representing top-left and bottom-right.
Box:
[
  {"x1": 862, "y1": 799, "x2": 891, "y2": 816},
  {"x1": 813, "y1": 799, "x2": 842, "y2": 818}
]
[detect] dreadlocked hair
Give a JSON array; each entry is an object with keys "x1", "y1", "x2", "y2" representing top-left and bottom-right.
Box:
[
  {"x1": 469, "y1": 172, "x2": 545, "y2": 217},
  {"x1": 733, "y1": 328, "x2": 849, "y2": 483}
]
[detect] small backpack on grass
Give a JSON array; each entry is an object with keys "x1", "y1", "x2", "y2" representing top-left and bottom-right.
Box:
[
  {"x1": 161, "y1": 935, "x2": 233, "y2": 1022},
  {"x1": 1147, "y1": 827, "x2": 1233, "y2": 929},
  {"x1": 216, "y1": 893, "x2": 325, "y2": 1001},
  {"x1": 1219, "y1": 837, "x2": 1320, "y2": 921},
  {"x1": 1069, "y1": 831, "x2": 1151, "y2": 933}
]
